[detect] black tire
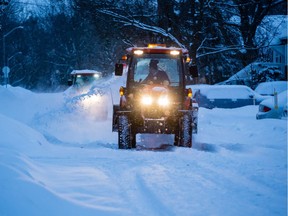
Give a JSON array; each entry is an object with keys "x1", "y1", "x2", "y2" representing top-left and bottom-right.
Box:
[
  {"x1": 131, "y1": 132, "x2": 136, "y2": 148},
  {"x1": 174, "y1": 125, "x2": 180, "y2": 146},
  {"x1": 118, "y1": 115, "x2": 132, "y2": 149},
  {"x1": 192, "y1": 110, "x2": 198, "y2": 134},
  {"x1": 179, "y1": 114, "x2": 192, "y2": 147}
]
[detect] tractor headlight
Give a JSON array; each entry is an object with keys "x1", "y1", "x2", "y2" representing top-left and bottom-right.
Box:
[
  {"x1": 157, "y1": 96, "x2": 170, "y2": 106},
  {"x1": 141, "y1": 95, "x2": 153, "y2": 105},
  {"x1": 134, "y1": 50, "x2": 144, "y2": 55},
  {"x1": 170, "y1": 50, "x2": 180, "y2": 55},
  {"x1": 141, "y1": 95, "x2": 170, "y2": 106}
]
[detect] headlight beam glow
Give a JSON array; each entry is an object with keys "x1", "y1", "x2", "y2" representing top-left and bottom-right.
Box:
[
  {"x1": 141, "y1": 95, "x2": 153, "y2": 105},
  {"x1": 158, "y1": 96, "x2": 170, "y2": 106},
  {"x1": 141, "y1": 95, "x2": 170, "y2": 106}
]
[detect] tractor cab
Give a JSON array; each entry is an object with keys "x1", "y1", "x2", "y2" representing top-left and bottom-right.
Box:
[{"x1": 113, "y1": 44, "x2": 198, "y2": 149}]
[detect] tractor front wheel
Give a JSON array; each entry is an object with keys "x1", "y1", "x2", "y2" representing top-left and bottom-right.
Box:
[{"x1": 118, "y1": 115, "x2": 132, "y2": 149}]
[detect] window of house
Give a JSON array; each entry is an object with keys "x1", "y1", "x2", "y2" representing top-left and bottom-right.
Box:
[{"x1": 274, "y1": 51, "x2": 282, "y2": 63}]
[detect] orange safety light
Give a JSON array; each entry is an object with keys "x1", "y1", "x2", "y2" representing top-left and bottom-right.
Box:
[
  {"x1": 187, "y1": 88, "x2": 192, "y2": 98},
  {"x1": 119, "y1": 86, "x2": 125, "y2": 96},
  {"x1": 147, "y1": 44, "x2": 166, "y2": 48},
  {"x1": 186, "y1": 56, "x2": 191, "y2": 63},
  {"x1": 121, "y1": 55, "x2": 127, "y2": 60}
]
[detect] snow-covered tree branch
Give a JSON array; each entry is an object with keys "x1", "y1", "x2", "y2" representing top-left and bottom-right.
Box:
[{"x1": 97, "y1": 9, "x2": 185, "y2": 48}]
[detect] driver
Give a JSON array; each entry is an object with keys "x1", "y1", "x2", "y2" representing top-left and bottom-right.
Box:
[{"x1": 142, "y1": 59, "x2": 170, "y2": 85}]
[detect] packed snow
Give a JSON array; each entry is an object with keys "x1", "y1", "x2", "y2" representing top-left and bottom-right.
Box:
[{"x1": 0, "y1": 75, "x2": 287, "y2": 216}]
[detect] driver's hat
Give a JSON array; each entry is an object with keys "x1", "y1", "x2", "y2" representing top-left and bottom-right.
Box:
[{"x1": 149, "y1": 59, "x2": 159, "y2": 68}]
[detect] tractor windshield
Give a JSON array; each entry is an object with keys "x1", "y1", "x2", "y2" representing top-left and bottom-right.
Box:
[{"x1": 131, "y1": 54, "x2": 182, "y2": 87}]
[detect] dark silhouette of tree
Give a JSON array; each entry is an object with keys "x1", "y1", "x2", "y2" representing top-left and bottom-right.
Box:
[
  {"x1": 232, "y1": 0, "x2": 286, "y2": 65},
  {"x1": 0, "y1": 0, "x2": 286, "y2": 89}
]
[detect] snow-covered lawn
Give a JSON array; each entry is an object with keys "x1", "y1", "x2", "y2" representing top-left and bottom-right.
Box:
[{"x1": 0, "y1": 80, "x2": 287, "y2": 216}]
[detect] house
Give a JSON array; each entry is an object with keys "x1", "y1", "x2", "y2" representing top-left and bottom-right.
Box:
[{"x1": 220, "y1": 15, "x2": 287, "y2": 87}]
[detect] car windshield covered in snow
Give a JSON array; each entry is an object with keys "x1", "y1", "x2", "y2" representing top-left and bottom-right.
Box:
[
  {"x1": 74, "y1": 73, "x2": 102, "y2": 87},
  {"x1": 130, "y1": 54, "x2": 181, "y2": 87},
  {"x1": 254, "y1": 81, "x2": 288, "y2": 96}
]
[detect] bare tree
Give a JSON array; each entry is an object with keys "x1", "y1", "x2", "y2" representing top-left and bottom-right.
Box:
[{"x1": 232, "y1": 0, "x2": 286, "y2": 65}]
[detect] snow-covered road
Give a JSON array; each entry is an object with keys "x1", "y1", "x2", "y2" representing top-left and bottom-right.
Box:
[{"x1": 0, "y1": 81, "x2": 287, "y2": 216}]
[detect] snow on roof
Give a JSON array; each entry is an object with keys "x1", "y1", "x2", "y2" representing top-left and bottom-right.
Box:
[
  {"x1": 220, "y1": 62, "x2": 283, "y2": 84},
  {"x1": 226, "y1": 64, "x2": 252, "y2": 81}
]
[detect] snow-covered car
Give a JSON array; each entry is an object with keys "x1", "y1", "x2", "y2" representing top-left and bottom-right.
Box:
[
  {"x1": 256, "y1": 90, "x2": 287, "y2": 120},
  {"x1": 191, "y1": 85, "x2": 269, "y2": 109},
  {"x1": 254, "y1": 81, "x2": 287, "y2": 96},
  {"x1": 68, "y1": 69, "x2": 103, "y2": 93}
]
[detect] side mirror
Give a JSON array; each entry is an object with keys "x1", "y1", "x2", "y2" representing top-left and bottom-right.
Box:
[
  {"x1": 189, "y1": 65, "x2": 198, "y2": 78},
  {"x1": 68, "y1": 79, "x2": 73, "y2": 86},
  {"x1": 115, "y1": 63, "x2": 124, "y2": 76}
]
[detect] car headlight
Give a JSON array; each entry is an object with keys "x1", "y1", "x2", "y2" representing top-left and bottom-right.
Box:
[{"x1": 93, "y1": 74, "x2": 100, "y2": 79}]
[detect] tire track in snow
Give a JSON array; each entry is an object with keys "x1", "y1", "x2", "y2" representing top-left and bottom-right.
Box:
[
  {"x1": 134, "y1": 167, "x2": 174, "y2": 216},
  {"x1": 108, "y1": 151, "x2": 205, "y2": 216},
  {"x1": 109, "y1": 162, "x2": 177, "y2": 216},
  {"x1": 183, "y1": 153, "x2": 286, "y2": 215}
]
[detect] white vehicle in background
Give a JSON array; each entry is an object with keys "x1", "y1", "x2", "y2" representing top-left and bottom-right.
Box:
[
  {"x1": 67, "y1": 70, "x2": 108, "y2": 121},
  {"x1": 256, "y1": 90, "x2": 287, "y2": 120},
  {"x1": 254, "y1": 81, "x2": 287, "y2": 96},
  {"x1": 68, "y1": 70, "x2": 103, "y2": 93}
]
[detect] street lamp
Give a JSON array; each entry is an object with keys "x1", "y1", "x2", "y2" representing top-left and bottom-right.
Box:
[{"x1": 2, "y1": 26, "x2": 24, "y2": 87}]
